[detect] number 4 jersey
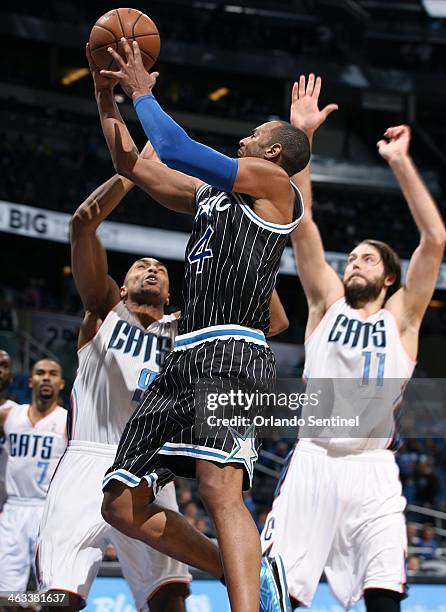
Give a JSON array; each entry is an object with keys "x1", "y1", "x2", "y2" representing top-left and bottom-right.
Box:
[
  {"x1": 70, "y1": 302, "x2": 178, "y2": 445},
  {"x1": 303, "y1": 297, "x2": 416, "y2": 451},
  {"x1": 3, "y1": 404, "x2": 67, "y2": 502}
]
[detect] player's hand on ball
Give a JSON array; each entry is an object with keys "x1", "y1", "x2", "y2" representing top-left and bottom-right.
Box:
[
  {"x1": 290, "y1": 74, "x2": 338, "y2": 136},
  {"x1": 86, "y1": 43, "x2": 118, "y2": 92},
  {"x1": 100, "y1": 38, "x2": 159, "y2": 101},
  {"x1": 377, "y1": 125, "x2": 411, "y2": 163}
]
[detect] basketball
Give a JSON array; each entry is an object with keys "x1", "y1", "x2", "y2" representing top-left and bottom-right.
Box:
[{"x1": 89, "y1": 8, "x2": 160, "y2": 72}]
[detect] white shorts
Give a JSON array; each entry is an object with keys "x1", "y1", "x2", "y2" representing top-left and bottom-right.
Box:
[
  {"x1": 261, "y1": 440, "x2": 407, "y2": 609},
  {"x1": 37, "y1": 441, "x2": 191, "y2": 610},
  {"x1": 0, "y1": 498, "x2": 44, "y2": 591}
]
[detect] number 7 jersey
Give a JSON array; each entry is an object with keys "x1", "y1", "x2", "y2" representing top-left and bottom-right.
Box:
[
  {"x1": 4, "y1": 404, "x2": 67, "y2": 502},
  {"x1": 70, "y1": 303, "x2": 178, "y2": 445},
  {"x1": 303, "y1": 297, "x2": 416, "y2": 451}
]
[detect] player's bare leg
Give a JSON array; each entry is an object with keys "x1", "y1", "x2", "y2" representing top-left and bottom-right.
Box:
[
  {"x1": 149, "y1": 583, "x2": 189, "y2": 612},
  {"x1": 102, "y1": 481, "x2": 223, "y2": 578},
  {"x1": 197, "y1": 460, "x2": 261, "y2": 612}
]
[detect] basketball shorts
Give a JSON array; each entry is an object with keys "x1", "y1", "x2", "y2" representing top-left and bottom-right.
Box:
[
  {"x1": 104, "y1": 326, "x2": 276, "y2": 493},
  {"x1": 37, "y1": 441, "x2": 191, "y2": 610},
  {"x1": 0, "y1": 498, "x2": 44, "y2": 592},
  {"x1": 261, "y1": 440, "x2": 407, "y2": 609}
]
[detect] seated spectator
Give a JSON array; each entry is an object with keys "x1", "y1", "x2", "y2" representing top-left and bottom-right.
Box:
[
  {"x1": 103, "y1": 543, "x2": 118, "y2": 562},
  {"x1": 407, "y1": 555, "x2": 421, "y2": 576},
  {"x1": 418, "y1": 523, "x2": 439, "y2": 560},
  {"x1": 0, "y1": 289, "x2": 18, "y2": 333},
  {"x1": 415, "y1": 458, "x2": 440, "y2": 507},
  {"x1": 407, "y1": 522, "x2": 421, "y2": 547}
]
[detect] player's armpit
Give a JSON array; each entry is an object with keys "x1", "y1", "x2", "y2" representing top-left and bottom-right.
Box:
[
  {"x1": 77, "y1": 311, "x2": 104, "y2": 351},
  {"x1": 267, "y1": 289, "x2": 289, "y2": 337},
  {"x1": 130, "y1": 156, "x2": 203, "y2": 214}
]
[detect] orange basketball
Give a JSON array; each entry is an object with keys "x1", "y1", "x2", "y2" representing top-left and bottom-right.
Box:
[{"x1": 89, "y1": 8, "x2": 160, "y2": 72}]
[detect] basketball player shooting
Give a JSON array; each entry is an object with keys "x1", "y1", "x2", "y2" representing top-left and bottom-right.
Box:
[
  {"x1": 89, "y1": 38, "x2": 310, "y2": 612},
  {"x1": 260, "y1": 74, "x2": 446, "y2": 611},
  {"x1": 37, "y1": 142, "x2": 193, "y2": 611}
]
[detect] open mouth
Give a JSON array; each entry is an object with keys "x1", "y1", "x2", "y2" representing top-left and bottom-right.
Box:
[
  {"x1": 144, "y1": 275, "x2": 159, "y2": 286},
  {"x1": 40, "y1": 385, "x2": 53, "y2": 393}
]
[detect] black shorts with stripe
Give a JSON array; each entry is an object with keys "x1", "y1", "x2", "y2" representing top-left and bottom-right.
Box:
[{"x1": 103, "y1": 337, "x2": 276, "y2": 492}]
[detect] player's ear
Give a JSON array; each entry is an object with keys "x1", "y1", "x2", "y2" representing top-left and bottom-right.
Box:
[
  {"x1": 120, "y1": 285, "x2": 128, "y2": 300},
  {"x1": 59, "y1": 378, "x2": 66, "y2": 392},
  {"x1": 165, "y1": 293, "x2": 170, "y2": 307},
  {"x1": 28, "y1": 376, "x2": 32, "y2": 390},
  {"x1": 384, "y1": 273, "x2": 396, "y2": 288},
  {"x1": 264, "y1": 142, "x2": 281, "y2": 162}
]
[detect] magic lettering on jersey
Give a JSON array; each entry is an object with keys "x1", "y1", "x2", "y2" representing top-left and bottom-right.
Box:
[
  {"x1": 8, "y1": 433, "x2": 54, "y2": 458},
  {"x1": 107, "y1": 320, "x2": 173, "y2": 367},
  {"x1": 196, "y1": 192, "x2": 232, "y2": 218},
  {"x1": 328, "y1": 314, "x2": 387, "y2": 349}
]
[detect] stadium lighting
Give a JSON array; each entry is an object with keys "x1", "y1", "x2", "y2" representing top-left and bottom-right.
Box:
[
  {"x1": 422, "y1": 0, "x2": 446, "y2": 17},
  {"x1": 208, "y1": 87, "x2": 230, "y2": 102},
  {"x1": 61, "y1": 68, "x2": 89, "y2": 86}
]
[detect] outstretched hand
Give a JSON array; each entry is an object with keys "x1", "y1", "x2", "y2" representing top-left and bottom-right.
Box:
[
  {"x1": 377, "y1": 125, "x2": 411, "y2": 163},
  {"x1": 290, "y1": 74, "x2": 338, "y2": 136},
  {"x1": 86, "y1": 43, "x2": 118, "y2": 92},
  {"x1": 100, "y1": 38, "x2": 159, "y2": 101}
]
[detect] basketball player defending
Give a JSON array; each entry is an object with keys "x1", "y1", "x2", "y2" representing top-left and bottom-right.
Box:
[
  {"x1": 0, "y1": 350, "x2": 19, "y2": 511},
  {"x1": 92, "y1": 39, "x2": 310, "y2": 612},
  {"x1": 260, "y1": 75, "x2": 446, "y2": 611},
  {"x1": 37, "y1": 154, "x2": 194, "y2": 610},
  {"x1": 0, "y1": 359, "x2": 67, "y2": 595}
]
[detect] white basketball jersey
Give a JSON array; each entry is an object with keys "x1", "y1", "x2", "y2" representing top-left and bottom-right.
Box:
[
  {"x1": 303, "y1": 298, "x2": 415, "y2": 451},
  {"x1": 4, "y1": 404, "x2": 67, "y2": 503},
  {"x1": 70, "y1": 302, "x2": 178, "y2": 445},
  {"x1": 0, "y1": 399, "x2": 19, "y2": 507}
]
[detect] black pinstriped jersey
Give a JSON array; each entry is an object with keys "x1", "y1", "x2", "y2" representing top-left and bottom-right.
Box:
[{"x1": 178, "y1": 183, "x2": 304, "y2": 335}]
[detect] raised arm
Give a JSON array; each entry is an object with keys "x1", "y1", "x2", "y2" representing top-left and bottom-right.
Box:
[
  {"x1": 70, "y1": 174, "x2": 133, "y2": 320},
  {"x1": 383, "y1": 126, "x2": 446, "y2": 332},
  {"x1": 267, "y1": 289, "x2": 289, "y2": 337},
  {"x1": 100, "y1": 39, "x2": 296, "y2": 224},
  {"x1": 289, "y1": 75, "x2": 343, "y2": 324},
  {"x1": 87, "y1": 44, "x2": 201, "y2": 214}
]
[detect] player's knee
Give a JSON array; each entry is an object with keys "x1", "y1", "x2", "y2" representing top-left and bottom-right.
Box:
[
  {"x1": 197, "y1": 471, "x2": 241, "y2": 513},
  {"x1": 149, "y1": 582, "x2": 190, "y2": 612},
  {"x1": 101, "y1": 491, "x2": 130, "y2": 533}
]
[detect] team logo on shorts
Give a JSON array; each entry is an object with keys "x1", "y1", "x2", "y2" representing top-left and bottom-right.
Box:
[{"x1": 225, "y1": 424, "x2": 258, "y2": 481}]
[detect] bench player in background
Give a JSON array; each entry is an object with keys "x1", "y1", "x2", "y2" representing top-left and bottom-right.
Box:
[
  {"x1": 0, "y1": 350, "x2": 19, "y2": 511},
  {"x1": 93, "y1": 39, "x2": 308, "y2": 612},
  {"x1": 261, "y1": 75, "x2": 446, "y2": 611},
  {"x1": 37, "y1": 141, "x2": 193, "y2": 611},
  {"x1": 0, "y1": 359, "x2": 67, "y2": 596}
]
